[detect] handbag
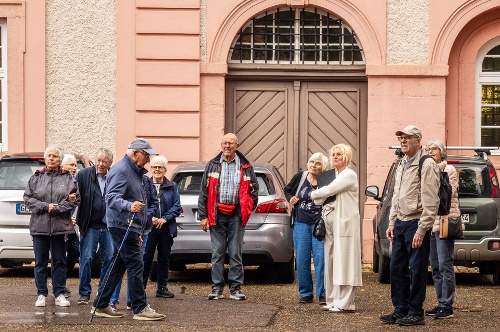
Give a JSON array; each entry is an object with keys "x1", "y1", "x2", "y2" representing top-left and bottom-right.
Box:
[
  {"x1": 439, "y1": 216, "x2": 464, "y2": 240},
  {"x1": 313, "y1": 217, "x2": 326, "y2": 241}
]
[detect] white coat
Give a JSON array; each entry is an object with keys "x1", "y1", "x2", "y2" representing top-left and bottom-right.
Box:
[{"x1": 311, "y1": 168, "x2": 363, "y2": 286}]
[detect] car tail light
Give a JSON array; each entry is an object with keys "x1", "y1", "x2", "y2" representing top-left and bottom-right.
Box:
[
  {"x1": 255, "y1": 199, "x2": 288, "y2": 213},
  {"x1": 489, "y1": 166, "x2": 499, "y2": 196},
  {"x1": 489, "y1": 240, "x2": 500, "y2": 251}
]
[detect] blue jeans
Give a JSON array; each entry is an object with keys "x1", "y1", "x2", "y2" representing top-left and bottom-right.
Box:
[
  {"x1": 429, "y1": 231, "x2": 455, "y2": 310},
  {"x1": 210, "y1": 213, "x2": 245, "y2": 291},
  {"x1": 78, "y1": 227, "x2": 114, "y2": 296},
  {"x1": 390, "y1": 219, "x2": 430, "y2": 318},
  {"x1": 143, "y1": 226, "x2": 174, "y2": 289},
  {"x1": 93, "y1": 227, "x2": 147, "y2": 314},
  {"x1": 293, "y1": 220, "x2": 325, "y2": 298},
  {"x1": 32, "y1": 234, "x2": 67, "y2": 298},
  {"x1": 111, "y1": 232, "x2": 149, "y2": 304}
]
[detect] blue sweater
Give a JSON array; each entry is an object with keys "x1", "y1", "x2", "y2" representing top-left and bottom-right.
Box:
[{"x1": 105, "y1": 154, "x2": 148, "y2": 234}]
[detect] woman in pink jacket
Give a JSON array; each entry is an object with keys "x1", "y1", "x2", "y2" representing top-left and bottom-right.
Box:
[{"x1": 425, "y1": 139, "x2": 460, "y2": 319}]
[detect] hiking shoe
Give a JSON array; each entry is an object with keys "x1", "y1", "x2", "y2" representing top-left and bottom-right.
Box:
[
  {"x1": 55, "y1": 294, "x2": 70, "y2": 307},
  {"x1": 435, "y1": 308, "x2": 454, "y2": 319},
  {"x1": 207, "y1": 287, "x2": 224, "y2": 300},
  {"x1": 78, "y1": 294, "x2": 90, "y2": 305},
  {"x1": 318, "y1": 296, "x2": 327, "y2": 305},
  {"x1": 109, "y1": 302, "x2": 118, "y2": 312},
  {"x1": 299, "y1": 296, "x2": 313, "y2": 304},
  {"x1": 92, "y1": 305, "x2": 124, "y2": 318},
  {"x1": 230, "y1": 288, "x2": 247, "y2": 301},
  {"x1": 380, "y1": 311, "x2": 406, "y2": 324},
  {"x1": 396, "y1": 315, "x2": 425, "y2": 326},
  {"x1": 425, "y1": 306, "x2": 441, "y2": 316},
  {"x1": 35, "y1": 295, "x2": 46, "y2": 307},
  {"x1": 133, "y1": 304, "x2": 166, "y2": 321},
  {"x1": 126, "y1": 301, "x2": 132, "y2": 310},
  {"x1": 156, "y1": 287, "x2": 174, "y2": 298}
]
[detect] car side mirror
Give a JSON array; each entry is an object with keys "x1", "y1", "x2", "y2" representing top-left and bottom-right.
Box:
[{"x1": 365, "y1": 185, "x2": 382, "y2": 201}]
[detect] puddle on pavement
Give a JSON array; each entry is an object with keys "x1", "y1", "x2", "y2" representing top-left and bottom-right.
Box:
[{"x1": 0, "y1": 311, "x2": 80, "y2": 324}]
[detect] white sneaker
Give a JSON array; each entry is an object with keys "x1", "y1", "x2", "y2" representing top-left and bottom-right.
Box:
[
  {"x1": 322, "y1": 304, "x2": 333, "y2": 311},
  {"x1": 35, "y1": 295, "x2": 46, "y2": 307},
  {"x1": 55, "y1": 294, "x2": 70, "y2": 307}
]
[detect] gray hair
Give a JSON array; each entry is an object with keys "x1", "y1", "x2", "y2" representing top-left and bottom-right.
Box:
[
  {"x1": 62, "y1": 154, "x2": 76, "y2": 165},
  {"x1": 308, "y1": 152, "x2": 329, "y2": 171},
  {"x1": 44, "y1": 146, "x2": 63, "y2": 160},
  {"x1": 426, "y1": 139, "x2": 447, "y2": 160},
  {"x1": 150, "y1": 155, "x2": 168, "y2": 169},
  {"x1": 96, "y1": 148, "x2": 114, "y2": 163}
]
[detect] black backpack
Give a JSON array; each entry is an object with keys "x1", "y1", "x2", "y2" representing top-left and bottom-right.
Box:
[{"x1": 418, "y1": 155, "x2": 452, "y2": 216}]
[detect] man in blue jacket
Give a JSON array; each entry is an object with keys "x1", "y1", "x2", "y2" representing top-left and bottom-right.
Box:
[
  {"x1": 91, "y1": 138, "x2": 165, "y2": 321},
  {"x1": 76, "y1": 148, "x2": 114, "y2": 305}
]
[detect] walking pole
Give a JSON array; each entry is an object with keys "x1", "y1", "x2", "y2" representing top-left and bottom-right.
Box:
[{"x1": 89, "y1": 212, "x2": 136, "y2": 324}]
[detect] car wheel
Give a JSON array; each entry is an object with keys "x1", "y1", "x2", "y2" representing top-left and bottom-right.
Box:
[
  {"x1": 149, "y1": 261, "x2": 158, "y2": 282},
  {"x1": 378, "y1": 253, "x2": 390, "y2": 284},
  {"x1": 275, "y1": 258, "x2": 295, "y2": 284},
  {"x1": 493, "y1": 263, "x2": 500, "y2": 285},
  {"x1": 91, "y1": 249, "x2": 102, "y2": 278},
  {"x1": 372, "y1": 245, "x2": 380, "y2": 273}
]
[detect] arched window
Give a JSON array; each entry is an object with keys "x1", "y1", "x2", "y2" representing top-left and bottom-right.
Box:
[
  {"x1": 476, "y1": 38, "x2": 500, "y2": 149},
  {"x1": 229, "y1": 7, "x2": 364, "y2": 65}
]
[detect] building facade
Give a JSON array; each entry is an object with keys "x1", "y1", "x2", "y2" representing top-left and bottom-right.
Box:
[{"x1": 1, "y1": 0, "x2": 499, "y2": 262}]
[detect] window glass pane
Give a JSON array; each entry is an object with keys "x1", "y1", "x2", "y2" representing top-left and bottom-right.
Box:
[
  {"x1": 482, "y1": 57, "x2": 500, "y2": 72},
  {"x1": 481, "y1": 128, "x2": 500, "y2": 147},
  {"x1": 481, "y1": 106, "x2": 500, "y2": 126},
  {"x1": 486, "y1": 45, "x2": 500, "y2": 55},
  {"x1": 482, "y1": 85, "x2": 500, "y2": 104}
]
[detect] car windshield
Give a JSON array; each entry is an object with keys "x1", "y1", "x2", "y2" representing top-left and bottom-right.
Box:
[
  {"x1": 0, "y1": 160, "x2": 44, "y2": 190},
  {"x1": 454, "y1": 164, "x2": 491, "y2": 198},
  {"x1": 173, "y1": 172, "x2": 276, "y2": 196}
]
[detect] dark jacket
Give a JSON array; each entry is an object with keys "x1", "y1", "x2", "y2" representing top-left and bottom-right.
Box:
[
  {"x1": 152, "y1": 177, "x2": 181, "y2": 237},
  {"x1": 142, "y1": 175, "x2": 159, "y2": 235},
  {"x1": 198, "y1": 151, "x2": 258, "y2": 227},
  {"x1": 106, "y1": 154, "x2": 148, "y2": 234},
  {"x1": 24, "y1": 167, "x2": 80, "y2": 236},
  {"x1": 75, "y1": 165, "x2": 106, "y2": 235}
]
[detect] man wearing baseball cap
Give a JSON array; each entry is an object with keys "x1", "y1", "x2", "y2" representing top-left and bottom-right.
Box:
[
  {"x1": 91, "y1": 138, "x2": 166, "y2": 321},
  {"x1": 380, "y1": 125, "x2": 440, "y2": 326}
]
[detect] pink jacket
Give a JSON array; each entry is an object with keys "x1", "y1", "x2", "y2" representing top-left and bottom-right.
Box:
[{"x1": 433, "y1": 162, "x2": 461, "y2": 232}]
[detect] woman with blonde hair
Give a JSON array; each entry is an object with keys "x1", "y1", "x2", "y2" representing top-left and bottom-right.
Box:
[{"x1": 310, "y1": 144, "x2": 362, "y2": 312}]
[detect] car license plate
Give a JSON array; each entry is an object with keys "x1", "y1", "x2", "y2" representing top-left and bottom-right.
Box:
[
  {"x1": 16, "y1": 203, "x2": 31, "y2": 215},
  {"x1": 461, "y1": 214, "x2": 469, "y2": 224}
]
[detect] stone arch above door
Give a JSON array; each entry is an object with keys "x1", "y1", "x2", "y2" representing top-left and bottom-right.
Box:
[{"x1": 208, "y1": 0, "x2": 384, "y2": 66}]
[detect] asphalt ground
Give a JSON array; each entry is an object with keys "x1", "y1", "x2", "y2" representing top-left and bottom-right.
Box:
[{"x1": 0, "y1": 264, "x2": 499, "y2": 331}]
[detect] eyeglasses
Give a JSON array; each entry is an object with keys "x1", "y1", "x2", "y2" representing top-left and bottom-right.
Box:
[
  {"x1": 222, "y1": 142, "x2": 237, "y2": 146},
  {"x1": 426, "y1": 147, "x2": 440, "y2": 152},
  {"x1": 151, "y1": 166, "x2": 164, "y2": 170},
  {"x1": 138, "y1": 150, "x2": 150, "y2": 158},
  {"x1": 65, "y1": 163, "x2": 77, "y2": 168},
  {"x1": 397, "y1": 135, "x2": 416, "y2": 142}
]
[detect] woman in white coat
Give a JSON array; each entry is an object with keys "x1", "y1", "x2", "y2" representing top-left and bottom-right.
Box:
[{"x1": 310, "y1": 143, "x2": 362, "y2": 312}]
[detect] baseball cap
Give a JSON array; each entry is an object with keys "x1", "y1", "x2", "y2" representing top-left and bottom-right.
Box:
[
  {"x1": 128, "y1": 138, "x2": 158, "y2": 155},
  {"x1": 395, "y1": 125, "x2": 422, "y2": 138}
]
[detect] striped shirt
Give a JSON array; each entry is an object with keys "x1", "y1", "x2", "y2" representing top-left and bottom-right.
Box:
[{"x1": 219, "y1": 154, "x2": 241, "y2": 205}]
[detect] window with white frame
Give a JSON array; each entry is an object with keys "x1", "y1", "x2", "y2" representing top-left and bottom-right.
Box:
[
  {"x1": 477, "y1": 38, "x2": 500, "y2": 151},
  {"x1": 229, "y1": 7, "x2": 364, "y2": 65},
  {"x1": 0, "y1": 20, "x2": 6, "y2": 150}
]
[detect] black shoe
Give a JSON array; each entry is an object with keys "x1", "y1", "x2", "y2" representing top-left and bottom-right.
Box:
[
  {"x1": 435, "y1": 308, "x2": 454, "y2": 319},
  {"x1": 396, "y1": 315, "x2": 425, "y2": 326},
  {"x1": 156, "y1": 287, "x2": 174, "y2": 298},
  {"x1": 425, "y1": 306, "x2": 441, "y2": 316},
  {"x1": 380, "y1": 311, "x2": 406, "y2": 324},
  {"x1": 64, "y1": 288, "x2": 71, "y2": 298},
  {"x1": 318, "y1": 296, "x2": 327, "y2": 305},
  {"x1": 299, "y1": 296, "x2": 314, "y2": 304},
  {"x1": 78, "y1": 294, "x2": 90, "y2": 305}
]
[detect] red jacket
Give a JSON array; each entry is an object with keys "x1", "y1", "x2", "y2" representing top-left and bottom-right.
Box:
[{"x1": 197, "y1": 151, "x2": 259, "y2": 226}]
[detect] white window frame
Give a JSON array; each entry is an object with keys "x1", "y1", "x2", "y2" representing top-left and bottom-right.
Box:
[
  {"x1": 475, "y1": 36, "x2": 500, "y2": 154},
  {"x1": 0, "y1": 20, "x2": 7, "y2": 151}
]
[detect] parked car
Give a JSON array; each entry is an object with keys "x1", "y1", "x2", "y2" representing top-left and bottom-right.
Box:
[
  {"x1": 366, "y1": 148, "x2": 500, "y2": 285},
  {"x1": 150, "y1": 161, "x2": 295, "y2": 283},
  {"x1": 0, "y1": 152, "x2": 93, "y2": 271}
]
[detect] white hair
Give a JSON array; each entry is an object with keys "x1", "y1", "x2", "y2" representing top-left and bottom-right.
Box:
[
  {"x1": 308, "y1": 152, "x2": 330, "y2": 171},
  {"x1": 150, "y1": 155, "x2": 168, "y2": 169},
  {"x1": 44, "y1": 146, "x2": 63, "y2": 160},
  {"x1": 62, "y1": 154, "x2": 76, "y2": 165}
]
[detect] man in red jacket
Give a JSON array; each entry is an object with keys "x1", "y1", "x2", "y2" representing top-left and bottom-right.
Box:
[{"x1": 198, "y1": 133, "x2": 258, "y2": 301}]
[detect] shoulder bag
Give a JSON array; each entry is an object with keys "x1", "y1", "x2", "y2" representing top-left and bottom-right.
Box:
[{"x1": 439, "y1": 215, "x2": 464, "y2": 240}]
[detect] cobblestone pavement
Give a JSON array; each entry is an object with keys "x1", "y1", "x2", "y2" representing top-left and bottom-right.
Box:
[{"x1": 0, "y1": 264, "x2": 498, "y2": 331}]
